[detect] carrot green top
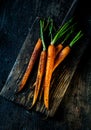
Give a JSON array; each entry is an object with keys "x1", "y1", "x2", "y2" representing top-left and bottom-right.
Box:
[
  {"x1": 40, "y1": 18, "x2": 83, "y2": 49},
  {"x1": 40, "y1": 19, "x2": 46, "y2": 51},
  {"x1": 51, "y1": 18, "x2": 73, "y2": 45},
  {"x1": 69, "y1": 30, "x2": 83, "y2": 48}
]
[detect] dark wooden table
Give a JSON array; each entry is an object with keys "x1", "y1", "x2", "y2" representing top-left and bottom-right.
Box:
[{"x1": 0, "y1": 0, "x2": 91, "y2": 129}]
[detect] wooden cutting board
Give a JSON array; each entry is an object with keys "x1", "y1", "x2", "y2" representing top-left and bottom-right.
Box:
[{"x1": 0, "y1": 0, "x2": 87, "y2": 117}]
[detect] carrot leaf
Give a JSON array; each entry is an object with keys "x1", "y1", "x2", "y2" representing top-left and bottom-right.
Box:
[
  {"x1": 69, "y1": 30, "x2": 83, "y2": 47},
  {"x1": 62, "y1": 23, "x2": 75, "y2": 44},
  {"x1": 40, "y1": 19, "x2": 46, "y2": 51},
  {"x1": 51, "y1": 18, "x2": 73, "y2": 45}
]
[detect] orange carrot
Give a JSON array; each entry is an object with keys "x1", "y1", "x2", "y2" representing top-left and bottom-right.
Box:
[
  {"x1": 55, "y1": 44, "x2": 63, "y2": 56},
  {"x1": 32, "y1": 50, "x2": 47, "y2": 106},
  {"x1": 54, "y1": 46, "x2": 71, "y2": 71},
  {"x1": 18, "y1": 38, "x2": 42, "y2": 92},
  {"x1": 44, "y1": 44, "x2": 55, "y2": 109},
  {"x1": 31, "y1": 19, "x2": 47, "y2": 106},
  {"x1": 53, "y1": 31, "x2": 83, "y2": 71}
]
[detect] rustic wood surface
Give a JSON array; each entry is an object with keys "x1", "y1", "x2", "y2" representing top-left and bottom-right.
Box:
[
  {"x1": 0, "y1": 33, "x2": 88, "y2": 117},
  {"x1": 0, "y1": 13, "x2": 88, "y2": 117},
  {"x1": 0, "y1": 0, "x2": 91, "y2": 129}
]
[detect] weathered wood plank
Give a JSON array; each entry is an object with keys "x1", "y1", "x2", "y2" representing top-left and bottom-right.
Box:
[
  {"x1": 0, "y1": 0, "x2": 86, "y2": 117},
  {"x1": 0, "y1": 29, "x2": 87, "y2": 117}
]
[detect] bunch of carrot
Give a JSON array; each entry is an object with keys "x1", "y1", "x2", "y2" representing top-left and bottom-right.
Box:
[{"x1": 17, "y1": 18, "x2": 83, "y2": 110}]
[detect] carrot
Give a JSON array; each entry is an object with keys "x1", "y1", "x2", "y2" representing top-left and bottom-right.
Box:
[
  {"x1": 55, "y1": 44, "x2": 63, "y2": 56},
  {"x1": 44, "y1": 44, "x2": 55, "y2": 109},
  {"x1": 43, "y1": 18, "x2": 73, "y2": 109},
  {"x1": 17, "y1": 38, "x2": 42, "y2": 92},
  {"x1": 53, "y1": 31, "x2": 83, "y2": 71},
  {"x1": 32, "y1": 19, "x2": 47, "y2": 106},
  {"x1": 32, "y1": 50, "x2": 47, "y2": 106},
  {"x1": 54, "y1": 46, "x2": 71, "y2": 71}
]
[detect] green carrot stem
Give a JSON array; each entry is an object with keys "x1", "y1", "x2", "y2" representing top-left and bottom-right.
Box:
[
  {"x1": 69, "y1": 30, "x2": 83, "y2": 48},
  {"x1": 62, "y1": 24, "x2": 75, "y2": 44},
  {"x1": 51, "y1": 18, "x2": 73, "y2": 45},
  {"x1": 58, "y1": 17, "x2": 73, "y2": 33},
  {"x1": 44, "y1": 18, "x2": 50, "y2": 32},
  {"x1": 40, "y1": 19, "x2": 46, "y2": 51}
]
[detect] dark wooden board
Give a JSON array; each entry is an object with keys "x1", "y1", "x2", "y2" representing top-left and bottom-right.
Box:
[{"x1": 0, "y1": 0, "x2": 87, "y2": 117}]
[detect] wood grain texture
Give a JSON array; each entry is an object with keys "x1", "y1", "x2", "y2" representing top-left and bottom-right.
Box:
[
  {"x1": 61, "y1": 40, "x2": 91, "y2": 129},
  {"x1": 0, "y1": 0, "x2": 87, "y2": 117}
]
